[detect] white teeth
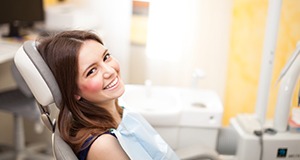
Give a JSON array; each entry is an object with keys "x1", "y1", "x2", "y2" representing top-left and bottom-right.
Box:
[{"x1": 104, "y1": 78, "x2": 118, "y2": 89}]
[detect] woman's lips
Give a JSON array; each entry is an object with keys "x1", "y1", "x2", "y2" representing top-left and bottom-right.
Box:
[{"x1": 104, "y1": 77, "x2": 119, "y2": 90}]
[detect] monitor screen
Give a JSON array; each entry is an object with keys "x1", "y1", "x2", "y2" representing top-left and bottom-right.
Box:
[{"x1": 0, "y1": 0, "x2": 44, "y2": 38}]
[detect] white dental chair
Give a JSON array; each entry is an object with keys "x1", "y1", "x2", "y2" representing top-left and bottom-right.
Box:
[{"x1": 14, "y1": 40, "x2": 221, "y2": 160}]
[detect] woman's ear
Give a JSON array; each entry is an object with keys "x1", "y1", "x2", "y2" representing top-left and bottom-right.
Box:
[{"x1": 75, "y1": 94, "x2": 81, "y2": 100}]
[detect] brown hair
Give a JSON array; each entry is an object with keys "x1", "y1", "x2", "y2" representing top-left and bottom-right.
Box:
[{"x1": 37, "y1": 30, "x2": 122, "y2": 154}]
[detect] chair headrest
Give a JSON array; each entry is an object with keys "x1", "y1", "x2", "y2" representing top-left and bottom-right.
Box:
[{"x1": 14, "y1": 40, "x2": 62, "y2": 109}]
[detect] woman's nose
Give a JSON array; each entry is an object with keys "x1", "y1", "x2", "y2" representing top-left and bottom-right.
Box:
[{"x1": 102, "y1": 65, "x2": 114, "y2": 79}]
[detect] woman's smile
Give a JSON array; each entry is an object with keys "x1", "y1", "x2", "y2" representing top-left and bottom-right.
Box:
[{"x1": 104, "y1": 77, "x2": 119, "y2": 90}]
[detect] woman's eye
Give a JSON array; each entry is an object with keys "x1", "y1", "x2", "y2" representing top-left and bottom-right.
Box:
[
  {"x1": 86, "y1": 68, "x2": 96, "y2": 77},
  {"x1": 103, "y1": 53, "x2": 111, "y2": 62}
]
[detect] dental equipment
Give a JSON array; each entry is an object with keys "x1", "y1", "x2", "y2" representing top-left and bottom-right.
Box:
[
  {"x1": 231, "y1": 43, "x2": 300, "y2": 160},
  {"x1": 274, "y1": 42, "x2": 300, "y2": 132},
  {"x1": 230, "y1": 0, "x2": 300, "y2": 159},
  {"x1": 255, "y1": 0, "x2": 282, "y2": 124}
]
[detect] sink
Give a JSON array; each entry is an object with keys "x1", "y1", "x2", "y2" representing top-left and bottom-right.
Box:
[
  {"x1": 121, "y1": 84, "x2": 182, "y2": 126},
  {"x1": 120, "y1": 84, "x2": 223, "y2": 128},
  {"x1": 180, "y1": 88, "x2": 223, "y2": 128}
]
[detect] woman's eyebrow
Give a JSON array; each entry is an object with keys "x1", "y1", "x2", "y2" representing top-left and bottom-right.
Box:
[{"x1": 101, "y1": 49, "x2": 109, "y2": 58}]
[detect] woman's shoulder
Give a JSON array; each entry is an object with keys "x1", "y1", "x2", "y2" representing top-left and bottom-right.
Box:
[
  {"x1": 78, "y1": 131, "x2": 116, "y2": 160},
  {"x1": 90, "y1": 133, "x2": 118, "y2": 150},
  {"x1": 87, "y1": 133, "x2": 129, "y2": 160}
]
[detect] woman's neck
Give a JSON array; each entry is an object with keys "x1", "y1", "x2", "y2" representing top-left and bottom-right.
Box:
[{"x1": 100, "y1": 99, "x2": 122, "y2": 124}]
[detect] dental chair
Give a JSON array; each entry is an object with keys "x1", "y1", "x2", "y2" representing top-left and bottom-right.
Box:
[
  {"x1": 14, "y1": 40, "x2": 221, "y2": 160},
  {"x1": 0, "y1": 63, "x2": 52, "y2": 160}
]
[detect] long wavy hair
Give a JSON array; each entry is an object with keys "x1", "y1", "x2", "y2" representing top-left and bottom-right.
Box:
[{"x1": 37, "y1": 30, "x2": 123, "y2": 154}]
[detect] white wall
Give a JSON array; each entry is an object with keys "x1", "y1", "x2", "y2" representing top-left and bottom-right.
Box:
[{"x1": 144, "y1": 0, "x2": 232, "y2": 101}]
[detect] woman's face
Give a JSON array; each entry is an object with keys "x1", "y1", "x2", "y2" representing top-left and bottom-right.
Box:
[{"x1": 76, "y1": 40, "x2": 125, "y2": 106}]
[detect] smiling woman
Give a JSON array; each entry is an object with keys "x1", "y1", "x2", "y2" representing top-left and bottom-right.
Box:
[
  {"x1": 37, "y1": 31, "x2": 126, "y2": 158},
  {"x1": 76, "y1": 39, "x2": 125, "y2": 106}
]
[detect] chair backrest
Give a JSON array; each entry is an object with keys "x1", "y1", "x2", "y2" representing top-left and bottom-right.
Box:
[
  {"x1": 14, "y1": 41, "x2": 61, "y2": 108},
  {"x1": 14, "y1": 40, "x2": 78, "y2": 160}
]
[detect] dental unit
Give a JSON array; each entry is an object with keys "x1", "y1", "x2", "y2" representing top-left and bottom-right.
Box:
[
  {"x1": 230, "y1": 0, "x2": 300, "y2": 159},
  {"x1": 231, "y1": 41, "x2": 300, "y2": 160}
]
